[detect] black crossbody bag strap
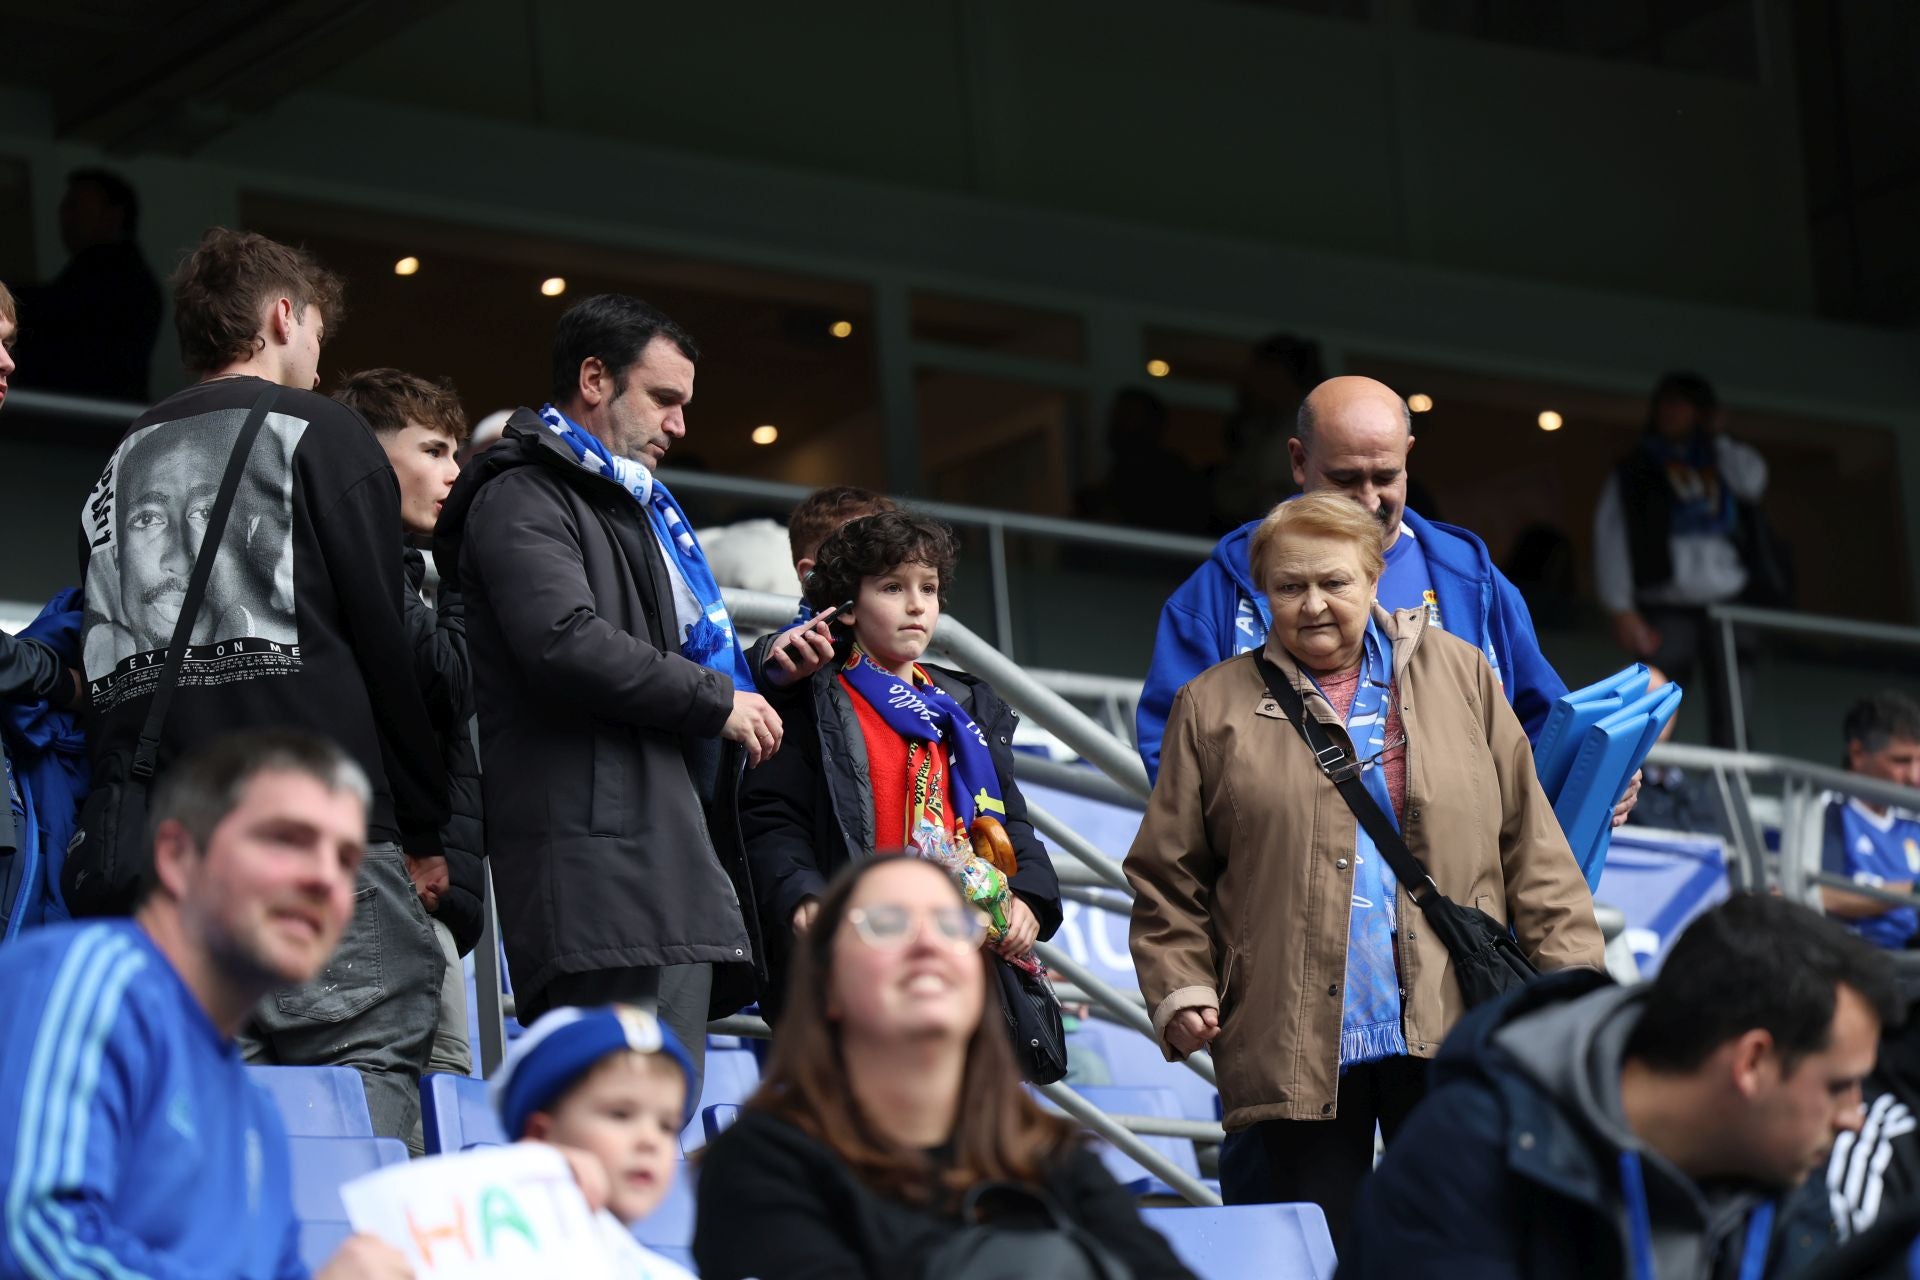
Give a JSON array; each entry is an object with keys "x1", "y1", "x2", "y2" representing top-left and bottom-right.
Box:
[
  {"x1": 128, "y1": 384, "x2": 279, "y2": 782},
  {"x1": 1253, "y1": 654, "x2": 1441, "y2": 907}
]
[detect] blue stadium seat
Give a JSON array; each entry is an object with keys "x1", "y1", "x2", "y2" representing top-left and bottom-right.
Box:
[
  {"x1": 248, "y1": 1065, "x2": 374, "y2": 1138},
  {"x1": 1140, "y1": 1204, "x2": 1337, "y2": 1280},
  {"x1": 703, "y1": 1103, "x2": 741, "y2": 1143},
  {"x1": 680, "y1": 1048, "x2": 760, "y2": 1151},
  {"x1": 421, "y1": 1071, "x2": 507, "y2": 1154},
  {"x1": 1068, "y1": 1084, "x2": 1212, "y2": 1199},
  {"x1": 1069, "y1": 1019, "x2": 1221, "y2": 1123},
  {"x1": 632, "y1": 1159, "x2": 697, "y2": 1258},
  {"x1": 286, "y1": 1135, "x2": 409, "y2": 1223}
]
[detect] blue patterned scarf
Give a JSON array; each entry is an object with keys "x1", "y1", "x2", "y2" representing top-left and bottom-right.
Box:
[
  {"x1": 838, "y1": 650, "x2": 1005, "y2": 827},
  {"x1": 538, "y1": 405, "x2": 755, "y2": 691},
  {"x1": 1306, "y1": 618, "x2": 1408, "y2": 1068}
]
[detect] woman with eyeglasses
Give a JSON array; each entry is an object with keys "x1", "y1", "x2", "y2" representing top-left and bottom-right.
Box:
[
  {"x1": 694, "y1": 855, "x2": 1194, "y2": 1280},
  {"x1": 1125, "y1": 491, "x2": 1603, "y2": 1248}
]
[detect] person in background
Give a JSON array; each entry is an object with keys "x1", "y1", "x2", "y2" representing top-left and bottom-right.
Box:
[
  {"x1": 1594, "y1": 371, "x2": 1780, "y2": 748},
  {"x1": 1140, "y1": 377, "x2": 1572, "y2": 783},
  {"x1": 1126, "y1": 492, "x2": 1603, "y2": 1243},
  {"x1": 694, "y1": 855, "x2": 1195, "y2": 1280},
  {"x1": 1818, "y1": 692, "x2": 1920, "y2": 949},
  {"x1": 12, "y1": 168, "x2": 162, "y2": 402},
  {"x1": 1344, "y1": 894, "x2": 1899, "y2": 1279},
  {"x1": 1076, "y1": 388, "x2": 1209, "y2": 534},
  {"x1": 332, "y1": 367, "x2": 485, "y2": 1082}
]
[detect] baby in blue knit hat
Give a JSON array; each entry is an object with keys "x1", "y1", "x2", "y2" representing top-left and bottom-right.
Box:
[{"x1": 494, "y1": 1004, "x2": 698, "y2": 1278}]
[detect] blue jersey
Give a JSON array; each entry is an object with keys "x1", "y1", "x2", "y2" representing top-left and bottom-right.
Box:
[
  {"x1": 1822, "y1": 797, "x2": 1920, "y2": 949},
  {"x1": 1377, "y1": 524, "x2": 1441, "y2": 629},
  {"x1": 0, "y1": 921, "x2": 305, "y2": 1279}
]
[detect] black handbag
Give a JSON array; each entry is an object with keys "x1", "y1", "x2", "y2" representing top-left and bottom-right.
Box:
[
  {"x1": 1254, "y1": 656, "x2": 1538, "y2": 1008},
  {"x1": 993, "y1": 953, "x2": 1070, "y2": 1085},
  {"x1": 922, "y1": 1181, "x2": 1135, "y2": 1280},
  {"x1": 63, "y1": 385, "x2": 279, "y2": 917}
]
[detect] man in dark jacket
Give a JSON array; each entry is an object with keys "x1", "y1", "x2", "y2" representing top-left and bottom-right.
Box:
[
  {"x1": 436, "y1": 295, "x2": 791, "y2": 1093},
  {"x1": 1344, "y1": 894, "x2": 1900, "y2": 1279},
  {"x1": 77, "y1": 228, "x2": 449, "y2": 1148},
  {"x1": 334, "y1": 367, "x2": 487, "y2": 1080}
]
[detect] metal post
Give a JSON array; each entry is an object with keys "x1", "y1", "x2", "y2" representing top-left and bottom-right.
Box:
[
  {"x1": 474, "y1": 861, "x2": 507, "y2": 1078},
  {"x1": 987, "y1": 521, "x2": 1016, "y2": 658},
  {"x1": 1720, "y1": 615, "x2": 1749, "y2": 754},
  {"x1": 1037, "y1": 1082, "x2": 1223, "y2": 1206}
]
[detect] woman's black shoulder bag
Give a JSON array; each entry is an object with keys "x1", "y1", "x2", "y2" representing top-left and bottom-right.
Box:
[
  {"x1": 63, "y1": 385, "x2": 279, "y2": 917},
  {"x1": 1253, "y1": 655, "x2": 1537, "y2": 1008},
  {"x1": 994, "y1": 953, "x2": 1070, "y2": 1085}
]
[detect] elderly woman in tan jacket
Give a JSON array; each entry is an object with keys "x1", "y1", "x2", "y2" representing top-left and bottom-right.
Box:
[{"x1": 1125, "y1": 492, "x2": 1602, "y2": 1246}]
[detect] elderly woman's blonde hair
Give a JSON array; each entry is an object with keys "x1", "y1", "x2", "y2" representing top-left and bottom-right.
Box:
[
  {"x1": 0, "y1": 279, "x2": 14, "y2": 328},
  {"x1": 1248, "y1": 492, "x2": 1388, "y2": 589}
]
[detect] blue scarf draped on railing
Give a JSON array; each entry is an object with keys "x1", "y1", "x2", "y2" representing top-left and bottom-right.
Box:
[
  {"x1": 1307, "y1": 618, "x2": 1409, "y2": 1068},
  {"x1": 838, "y1": 650, "x2": 1005, "y2": 826},
  {"x1": 538, "y1": 405, "x2": 755, "y2": 691}
]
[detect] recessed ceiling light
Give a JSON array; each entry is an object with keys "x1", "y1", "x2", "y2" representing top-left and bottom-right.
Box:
[
  {"x1": 1145, "y1": 359, "x2": 1172, "y2": 378},
  {"x1": 1407, "y1": 393, "x2": 1433, "y2": 413},
  {"x1": 1538, "y1": 410, "x2": 1564, "y2": 432},
  {"x1": 829, "y1": 320, "x2": 854, "y2": 339},
  {"x1": 540, "y1": 277, "x2": 568, "y2": 297},
  {"x1": 393, "y1": 256, "x2": 420, "y2": 277},
  {"x1": 752, "y1": 424, "x2": 779, "y2": 446}
]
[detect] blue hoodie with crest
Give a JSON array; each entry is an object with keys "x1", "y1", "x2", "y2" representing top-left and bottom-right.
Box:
[{"x1": 1136, "y1": 509, "x2": 1568, "y2": 781}]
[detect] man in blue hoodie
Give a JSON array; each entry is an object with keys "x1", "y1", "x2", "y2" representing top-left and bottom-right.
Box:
[{"x1": 1137, "y1": 374, "x2": 1568, "y2": 780}]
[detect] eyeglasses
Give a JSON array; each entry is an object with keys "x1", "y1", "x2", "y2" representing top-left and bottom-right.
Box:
[{"x1": 846, "y1": 904, "x2": 985, "y2": 952}]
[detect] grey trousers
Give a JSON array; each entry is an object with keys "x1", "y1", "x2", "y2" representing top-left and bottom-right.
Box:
[
  {"x1": 520, "y1": 963, "x2": 712, "y2": 1104},
  {"x1": 240, "y1": 845, "x2": 445, "y2": 1153}
]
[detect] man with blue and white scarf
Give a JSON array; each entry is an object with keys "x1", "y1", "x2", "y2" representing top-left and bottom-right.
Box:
[{"x1": 437, "y1": 295, "x2": 822, "y2": 1097}]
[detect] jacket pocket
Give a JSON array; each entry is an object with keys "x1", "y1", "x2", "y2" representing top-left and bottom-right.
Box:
[{"x1": 588, "y1": 721, "x2": 629, "y2": 837}]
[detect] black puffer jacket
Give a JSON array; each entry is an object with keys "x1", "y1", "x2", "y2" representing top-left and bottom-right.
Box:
[
  {"x1": 434, "y1": 414, "x2": 761, "y2": 1014},
  {"x1": 739, "y1": 656, "x2": 1063, "y2": 1017},
  {"x1": 401, "y1": 547, "x2": 485, "y2": 956}
]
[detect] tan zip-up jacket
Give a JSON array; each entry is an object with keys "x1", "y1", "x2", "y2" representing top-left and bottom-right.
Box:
[{"x1": 1124, "y1": 604, "x2": 1603, "y2": 1129}]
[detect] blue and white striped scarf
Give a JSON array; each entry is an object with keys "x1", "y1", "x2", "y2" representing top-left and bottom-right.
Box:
[
  {"x1": 1306, "y1": 617, "x2": 1408, "y2": 1068},
  {"x1": 538, "y1": 405, "x2": 755, "y2": 692}
]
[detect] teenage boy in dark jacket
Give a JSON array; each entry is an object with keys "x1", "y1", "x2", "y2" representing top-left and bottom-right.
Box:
[
  {"x1": 334, "y1": 366, "x2": 486, "y2": 1079},
  {"x1": 77, "y1": 228, "x2": 448, "y2": 1148},
  {"x1": 738, "y1": 510, "x2": 1063, "y2": 1021},
  {"x1": 1344, "y1": 894, "x2": 1899, "y2": 1279}
]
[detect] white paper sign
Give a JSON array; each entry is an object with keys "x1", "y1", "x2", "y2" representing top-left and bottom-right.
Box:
[{"x1": 340, "y1": 1144, "x2": 621, "y2": 1280}]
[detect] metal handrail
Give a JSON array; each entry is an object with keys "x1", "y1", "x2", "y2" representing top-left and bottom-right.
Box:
[
  {"x1": 1706, "y1": 604, "x2": 1920, "y2": 754},
  {"x1": 1036, "y1": 1082, "x2": 1222, "y2": 1206}
]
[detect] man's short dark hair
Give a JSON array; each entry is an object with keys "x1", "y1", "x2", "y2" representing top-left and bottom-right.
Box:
[
  {"x1": 788, "y1": 486, "x2": 898, "y2": 568},
  {"x1": 1845, "y1": 691, "x2": 1920, "y2": 758},
  {"x1": 145, "y1": 730, "x2": 371, "y2": 865},
  {"x1": 170, "y1": 228, "x2": 345, "y2": 376},
  {"x1": 804, "y1": 510, "x2": 960, "y2": 615},
  {"x1": 69, "y1": 168, "x2": 140, "y2": 236},
  {"x1": 1626, "y1": 893, "x2": 1901, "y2": 1073},
  {"x1": 332, "y1": 368, "x2": 471, "y2": 446},
  {"x1": 549, "y1": 294, "x2": 699, "y2": 406}
]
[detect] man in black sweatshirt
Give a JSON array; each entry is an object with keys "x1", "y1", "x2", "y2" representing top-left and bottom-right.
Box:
[{"x1": 77, "y1": 228, "x2": 449, "y2": 1148}]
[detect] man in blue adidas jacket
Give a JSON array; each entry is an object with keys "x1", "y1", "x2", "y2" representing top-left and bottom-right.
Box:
[
  {"x1": 0, "y1": 731, "x2": 408, "y2": 1280},
  {"x1": 1138, "y1": 375, "x2": 1569, "y2": 780}
]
